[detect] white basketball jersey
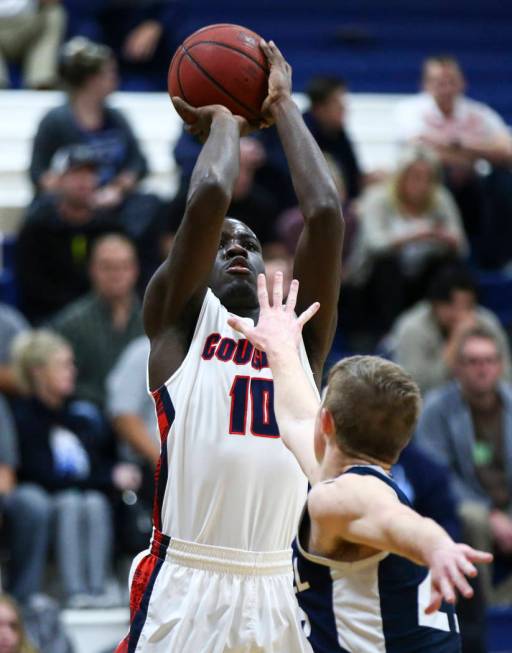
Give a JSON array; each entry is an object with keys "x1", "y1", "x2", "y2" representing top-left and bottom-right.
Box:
[{"x1": 151, "y1": 289, "x2": 316, "y2": 551}]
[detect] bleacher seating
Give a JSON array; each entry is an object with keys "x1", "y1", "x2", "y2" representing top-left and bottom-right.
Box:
[
  {"x1": 0, "y1": 89, "x2": 402, "y2": 236},
  {"x1": 181, "y1": 0, "x2": 512, "y2": 124}
]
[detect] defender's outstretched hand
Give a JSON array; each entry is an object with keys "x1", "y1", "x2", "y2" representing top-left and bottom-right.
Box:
[
  {"x1": 227, "y1": 272, "x2": 320, "y2": 357},
  {"x1": 425, "y1": 542, "x2": 493, "y2": 614}
]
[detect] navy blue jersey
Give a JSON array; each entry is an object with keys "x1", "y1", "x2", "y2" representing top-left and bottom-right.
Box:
[{"x1": 292, "y1": 465, "x2": 461, "y2": 652}]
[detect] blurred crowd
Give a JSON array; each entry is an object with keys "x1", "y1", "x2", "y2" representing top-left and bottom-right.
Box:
[{"x1": 1, "y1": 3, "x2": 512, "y2": 653}]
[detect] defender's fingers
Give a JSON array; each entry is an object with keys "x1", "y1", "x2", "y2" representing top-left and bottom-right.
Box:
[
  {"x1": 227, "y1": 316, "x2": 251, "y2": 338},
  {"x1": 273, "y1": 271, "x2": 283, "y2": 307},
  {"x1": 447, "y1": 565, "x2": 473, "y2": 598},
  {"x1": 464, "y1": 547, "x2": 493, "y2": 564},
  {"x1": 457, "y1": 557, "x2": 477, "y2": 578},
  {"x1": 297, "y1": 302, "x2": 320, "y2": 327},
  {"x1": 257, "y1": 273, "x2": 270, "y2": 309},
  {"x1": 439, "y1": 576, "x2": 456, "y2": 604},
  {"x1": 285, "y1": 279, "x2": 299, "y2": 313},
  {"x1": 425, "y1": 588, "x2": 442, "y2": 615}
]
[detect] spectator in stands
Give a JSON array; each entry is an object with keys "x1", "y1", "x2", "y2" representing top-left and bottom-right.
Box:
[
  {"x1": 30, "y1": 37, "x2": 146, "y2": 196},
  {"x1": 386, "y1": 263, "x2": 512, "y2": 395},
  {"x1": 29, "y1": 36, "x2": 164, "y2": 280},
  {"x1": 65, "y1": 0, "x2": 183, "y2": 91},
  {"x1": 343, "y1": 145, "x2": 467, "y2": 339},
  {"x1": 0, "y1": 396, "x2": 51, "y2": 604},
  {"x1": 304, "y1": 75, "x2": 362, "y2": 201},
  {"x1": 169, "y1": 137, "x2": 279, "y2": 249},
  {"x1": 415, "y1": 324, "x2": 512, "y2": 604},
  {"x1": 51, "y1": 234, "x2": 143, "y2": 408},
  {"x1": 106, "y1": 335, "x2": 159, "y2": 467},
  {"x1": 17, "y1": 145, "x2": 121, "y2": 323},
  {"x1": 0, "y1": 594, "x2": 38, "y2": 653},
  {"x1": 0, "y1": 0, "x2": 65, "y2": 90},
  {"x1": 10, "y1": 329, "x2": 137, "y2": 608},
  {"x1": 395, "y1": 55, "x2": 512, "y2": 260},
  {"x1": 0, "y1": 304, "x2": 28, "y2": 394}
]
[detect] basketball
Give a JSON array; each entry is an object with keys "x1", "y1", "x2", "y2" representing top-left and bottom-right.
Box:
[{"x1": 168, "y1": 24, "x2": 269, "y2": 122}]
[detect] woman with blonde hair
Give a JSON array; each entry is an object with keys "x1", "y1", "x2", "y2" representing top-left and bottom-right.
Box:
[
  {"x1": 0, "y1": 594, "x2": 38, "y2": 653},
  {"x1": 10, "y1": 330, "x2": 117, "y2": 608},
  {"x1": 343, "y1": 145, "x2": 468, "y2": 345}
]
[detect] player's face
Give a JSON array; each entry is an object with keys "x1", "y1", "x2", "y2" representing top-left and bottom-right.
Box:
[
  {"x1": 208, "y1": 219, "x2": 265, "y2": 310},
  {"x1": 456, "y1": 337, "x2": 503, "y2": 395}
]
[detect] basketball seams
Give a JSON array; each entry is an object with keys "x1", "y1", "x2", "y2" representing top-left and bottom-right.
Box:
[
  {"x1": 186, "y1": 40, "x2": 268, "y2": 75},
  {"x1": 182, "y1": 47, "x2": 260, "y2": 120},
  {"x1": 175, "y1": 48, "x2": 191, "y2": 105}
]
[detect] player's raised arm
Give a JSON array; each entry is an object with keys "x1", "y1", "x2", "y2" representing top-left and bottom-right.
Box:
[
  {"x1": 260, "y1": 40, "x2": 344, "y2": 381},
  {"x1": 309, "y1": 474, "x2": 493, "y2": 614},
  {"x1": 143, "y1": 100, "x2": 246, "y2": 342},
  {"x1": 228, "y1": 272, "x2": 321, "y2": 482}
]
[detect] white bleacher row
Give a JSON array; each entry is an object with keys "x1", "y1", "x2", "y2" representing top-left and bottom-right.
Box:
[{"x1": 0, "y1": 90, "x2": 405, "y2": 235}]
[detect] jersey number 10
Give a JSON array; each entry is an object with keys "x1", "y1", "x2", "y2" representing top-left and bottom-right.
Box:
[{"x1": 229, "y1": 375, "x2": 280, "y2": 438}]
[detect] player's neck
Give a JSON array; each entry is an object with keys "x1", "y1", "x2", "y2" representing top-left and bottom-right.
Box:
[{"x1": 318, "y1": 445, "x2": 391, "y2": 481}]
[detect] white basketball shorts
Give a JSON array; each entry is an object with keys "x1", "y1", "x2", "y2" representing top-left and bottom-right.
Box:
[{"x1": 115, "y1": 529, "x2": 313, "y2": 653}]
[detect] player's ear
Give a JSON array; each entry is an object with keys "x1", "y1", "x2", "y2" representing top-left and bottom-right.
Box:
[{"x1": 320, "y1": 407, "x2": 335, "y2": 438}]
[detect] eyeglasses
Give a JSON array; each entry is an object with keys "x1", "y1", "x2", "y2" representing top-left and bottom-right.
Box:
[{"x1": 460, "y1": 356, "x2": 501, "y2": 366}]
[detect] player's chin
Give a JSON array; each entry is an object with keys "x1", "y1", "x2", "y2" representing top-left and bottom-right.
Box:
[{"x1": 224, "y1": 270, "x2": 256, "y2": 285}]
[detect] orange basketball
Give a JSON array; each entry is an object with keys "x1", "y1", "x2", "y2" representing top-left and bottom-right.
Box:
[{"x1": 168, "y1": 24, "x2": 269, "y2": 122}]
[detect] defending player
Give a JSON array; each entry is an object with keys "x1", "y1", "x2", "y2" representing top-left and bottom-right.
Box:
[
  {"x1": 228, "y1": 272, "x2": 493, "y2": 653},
  {"x1": 116, "y1": 40, "x2": 343, "y2": 652}
]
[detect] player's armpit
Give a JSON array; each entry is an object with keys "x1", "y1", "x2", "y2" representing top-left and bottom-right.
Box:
[{"x1": 308, "y1": 474, "x2": 423, "y2": 558}]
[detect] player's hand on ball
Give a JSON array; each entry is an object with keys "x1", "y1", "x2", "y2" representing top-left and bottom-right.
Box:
[
  {"x1": 259, "y1": 39, "x2": 292, "y2": 124},
  {"x1": 425, "y1": 542, "x2": 493, "y2": 614},
  {"x1": 171, "y1": 97, "x2": 234, "y2": 141},
  {"x1": 172, "y1": 96, "x2": 256, "y2": 141},
  {"x1": 228, "y1": 272, "x2": 320, "y2": 357}
]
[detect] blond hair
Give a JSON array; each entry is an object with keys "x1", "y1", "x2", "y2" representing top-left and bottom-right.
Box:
[
  {"x1": 325, "y1": 356, "x2": 422, "y2": 463},
  {"x1": 389, "y1": 144, "x2": 441, "y2": 214},
  {"x1": 11, "y1": 330, "x2": 71, "y2": 394},
  {"x1": 0, "y1": 594, "x2": 39, "y2": 653}
]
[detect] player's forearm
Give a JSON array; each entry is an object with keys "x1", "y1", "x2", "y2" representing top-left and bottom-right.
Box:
[
  {"x1": 267, "y1": 346, "x2": 319, "y2": 479},
  {"x1": 268, "y1": 346, "x2": 319, "y2": 426},
  {"x1": 270, "y1": 97, "x2": 342, "y2": 223},
  {"x1": 187, "y1": 114, "x2": 241, "y2": 212},
  {"x1": 355, "y1": 505, "x2": 453, "y2": 566}
]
